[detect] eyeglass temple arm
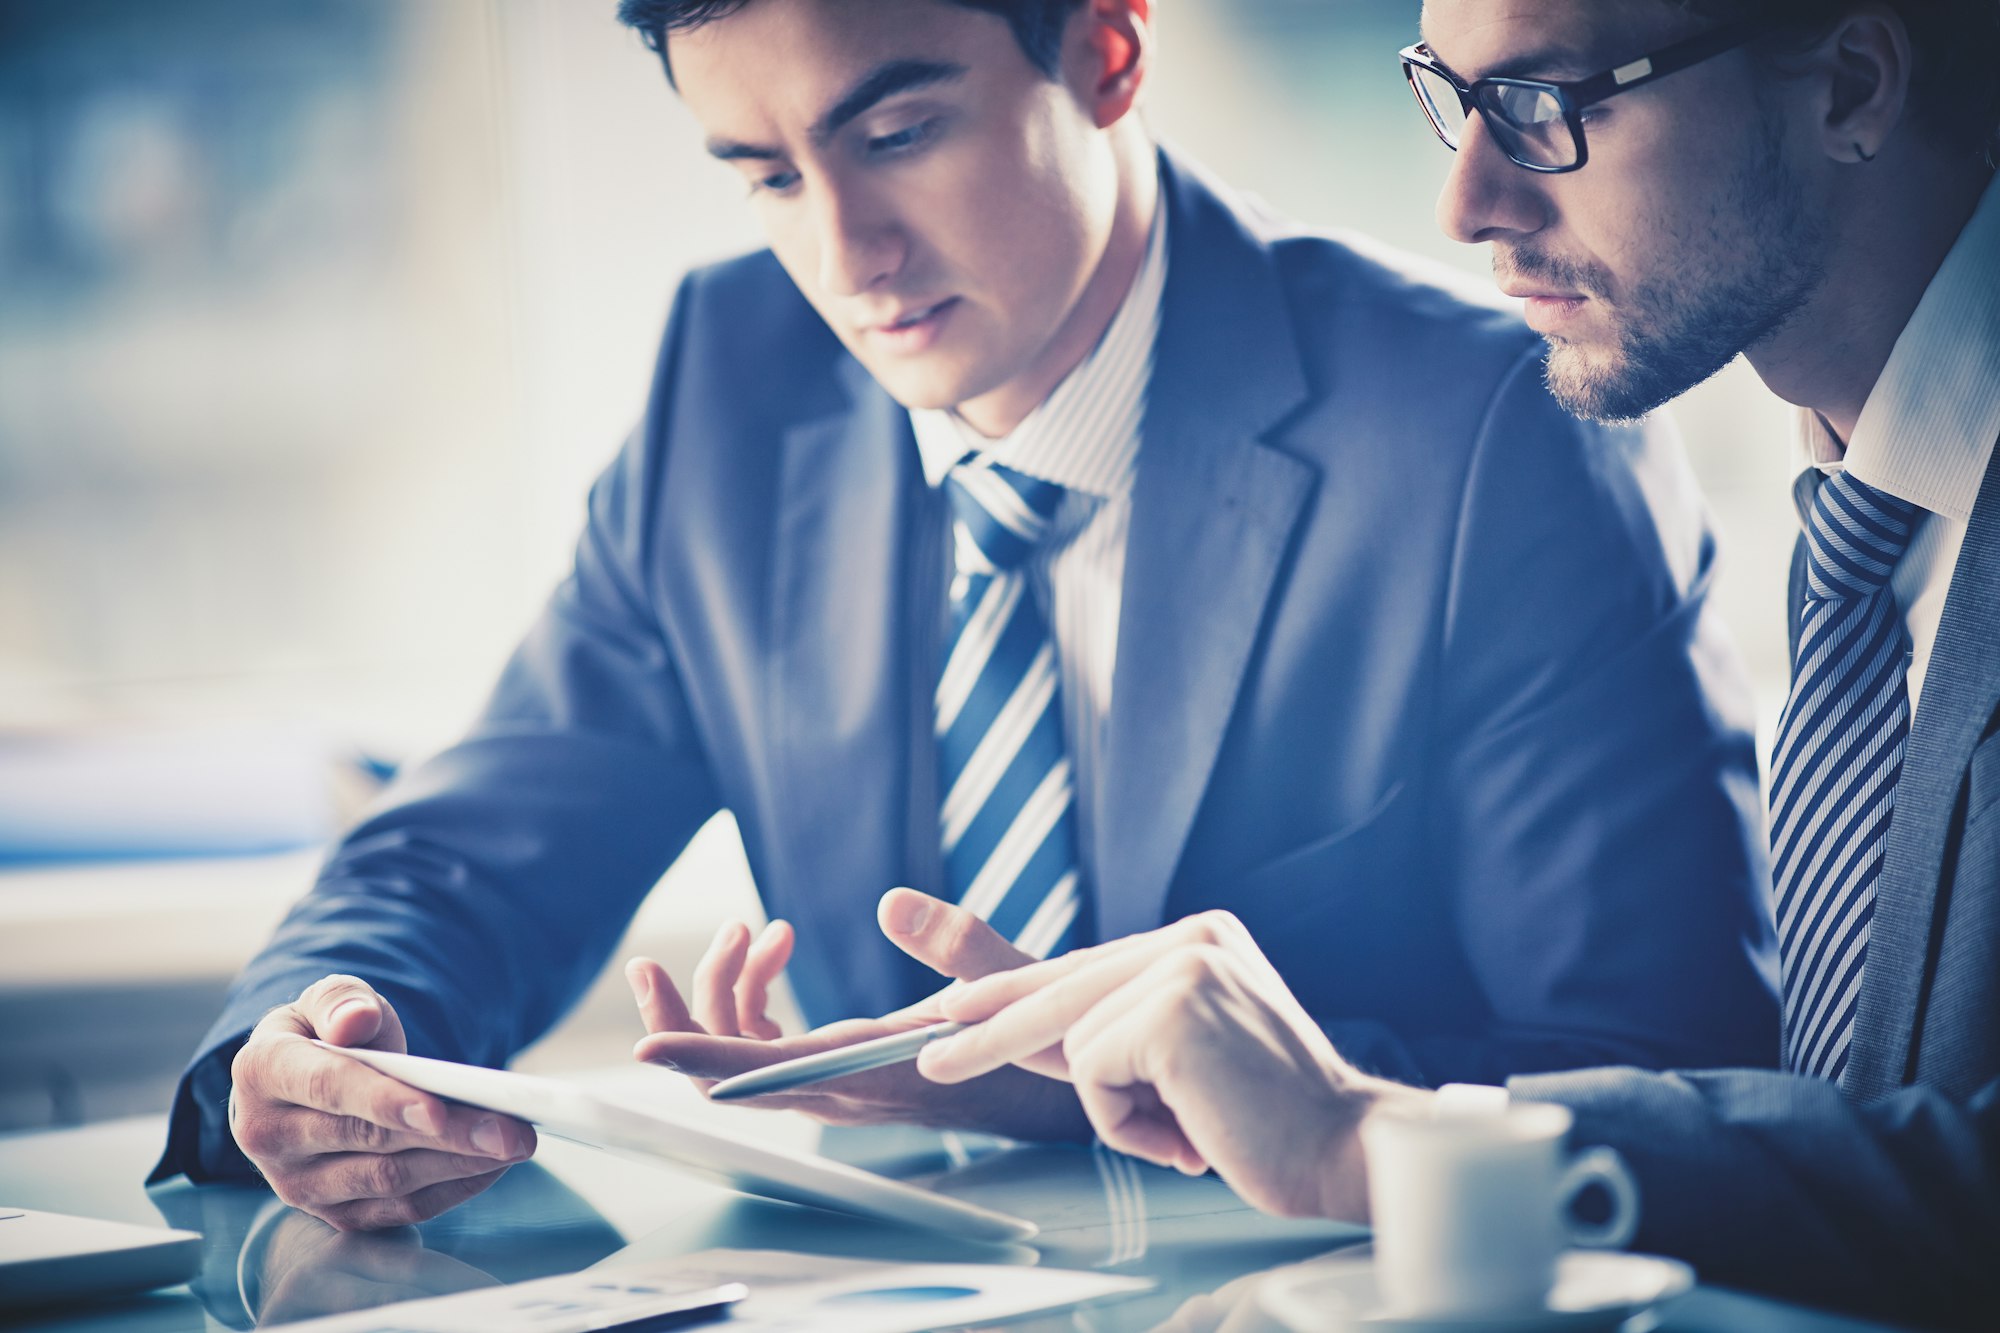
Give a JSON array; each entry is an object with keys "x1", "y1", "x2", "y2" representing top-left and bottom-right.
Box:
[{"x1": 1565, "y1": 17, "x2": 1782, "y2": 109}]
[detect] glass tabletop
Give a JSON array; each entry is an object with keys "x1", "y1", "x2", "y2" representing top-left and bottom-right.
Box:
[{"x1": 0, "y1": 1068, "x2": 1904, "y2": 1333}]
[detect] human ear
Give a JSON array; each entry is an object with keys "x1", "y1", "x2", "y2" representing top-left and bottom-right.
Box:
[
  {"x1": 1807, "y1": 5, "x2": 1912, "y2": 164},
  {"x1": 1071, "y1": 0, "x2": 1152, "y2": 129}
]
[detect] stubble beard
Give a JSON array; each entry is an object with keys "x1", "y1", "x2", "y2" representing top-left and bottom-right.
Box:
[{"x1": 1524, "y1": 116, "x2": 1828, "y2": 424}]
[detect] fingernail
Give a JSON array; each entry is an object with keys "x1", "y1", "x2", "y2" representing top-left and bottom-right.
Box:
[
  {"x1": 332, "y1": 998, "x2": 372, "y2": 1026},
  {"x1": 403, "y1": 1102, "x2": 441, "y2": 1135},
  {"x1": 472, "y1": 1117, "x2": 505, "y2": 1157},
  {"x1": 628, "y1": 964, "x2": 652, "y2": 1004}
]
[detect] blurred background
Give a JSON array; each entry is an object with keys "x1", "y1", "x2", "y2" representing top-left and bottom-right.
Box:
[{"x1": 0, "y1": 0, "x2": 1798, "y2": 1131}]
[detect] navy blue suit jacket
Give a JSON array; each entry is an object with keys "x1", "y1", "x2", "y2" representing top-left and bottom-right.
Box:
[
  {"x1": 157, "y1": 154, "x2": 1778, "y2": 1182},
  {"x1": 1515, "y1": 440, "x2": 2000, "y2": 1328}
]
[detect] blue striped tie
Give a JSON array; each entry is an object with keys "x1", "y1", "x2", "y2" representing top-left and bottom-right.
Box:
[
  {"x1": 1769, "y1": 471, "x2": 1922, "y2": 1081},
  {"x1": 936, "y1": 458, "x2": 1087, "y2": 959}
]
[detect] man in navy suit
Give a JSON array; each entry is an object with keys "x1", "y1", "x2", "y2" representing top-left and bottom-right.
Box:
[
  {"x1": 154, "y1": 0, "x2": 1776, "y2": 1231},
  {"x1": 907, "y1": 0, "x2": 2000, "y2": 1324}
]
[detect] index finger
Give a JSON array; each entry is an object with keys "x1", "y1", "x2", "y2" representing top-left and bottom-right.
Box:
[
  {"x1": 940, "y1": 912, "x2": 1258, "y2": 1024},
  {"x1": 935, "y1": 937, "x2": 1119, "y2": 1024},
  {"x1": 257, "y1": 1035, "x2": 529, "y2": 1157},
  {"x1": 922, "y1": 934, "x2": 1197, "y2": 1083}
]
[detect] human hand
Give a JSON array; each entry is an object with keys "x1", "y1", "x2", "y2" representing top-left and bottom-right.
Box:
[
  {"x1": 625, "y1": 898, "x2": 1091, "y2": 1141},
  {"x1": 228, "y1": 974, "x2": 536, "y2": 1231},
  {"x1": 253, "y1": 1210, "x2": 498, "y2": 1324},
  {"x1": 896, "y1": 902, "x2": 1427, "y2": 1221}
]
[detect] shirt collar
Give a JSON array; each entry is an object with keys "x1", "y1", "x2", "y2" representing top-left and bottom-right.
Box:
[
  {"x1": 911, "y1": 188, "x2": 1167, "y2": 499},
  {"x1": 1791, "y1": 171, "x2": 2000, "y2": 527}
]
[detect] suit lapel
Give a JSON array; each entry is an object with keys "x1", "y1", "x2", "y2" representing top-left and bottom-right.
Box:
[
  {"x1": 1846, "y1": 439, "x2": 2000, "y2": 1098},
  {"x1": 1094, "y1": 157, "x2": 1314, "y2": 942},
  {"x1": 768, "y1": 360, "x2": 942, "y2": 1020}
]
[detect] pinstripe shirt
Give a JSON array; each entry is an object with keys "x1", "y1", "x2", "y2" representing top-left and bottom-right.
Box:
[
  {"x1": 910, "y1": 196, "x2": 1167, "y2": 855},
  {"x1": 1792, "y1": 172, "x2": 2000, "y2": 711}
]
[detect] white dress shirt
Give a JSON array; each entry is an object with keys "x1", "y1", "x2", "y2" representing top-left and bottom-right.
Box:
[
  {"x1": 909, "y1": 194, "x2": 1167, "y2": 859},
  {"x1": 1791, "y1": 173, "x2": 2000, "y2": 713}
]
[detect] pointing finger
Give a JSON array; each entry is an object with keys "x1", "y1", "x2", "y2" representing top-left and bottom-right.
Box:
[{"x1": 923, "y1": 940, "x2": 1187, "y2": 1083}]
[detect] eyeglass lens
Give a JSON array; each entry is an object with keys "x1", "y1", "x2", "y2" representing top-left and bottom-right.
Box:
[
  {"x1": 1408, "y1": 64, "x2": 1468, "y2": 142},
  {"x1": 1408, "y1": 63, "x2": 1577, "y2": 170},
  {"x1": 1481, "y1": 83, "x2": 1573, "y2": 167}
]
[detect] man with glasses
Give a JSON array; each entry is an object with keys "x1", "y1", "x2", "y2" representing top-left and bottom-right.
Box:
[{"x1": 870, "y1": 1, "x2": 2000, "y2": 1323}]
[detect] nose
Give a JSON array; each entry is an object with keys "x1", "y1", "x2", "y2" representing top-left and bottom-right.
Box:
[
  {"x1": 812, "y1": 178, "x2": 904, "y2": 298},
  {"x1": 1435, "y1": 115, "x2": 1550, "y2": 246}
]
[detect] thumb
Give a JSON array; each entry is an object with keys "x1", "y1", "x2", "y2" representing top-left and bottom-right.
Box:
[
  {"x1": 295, "y1": 974, "x2": 407, "y2": 1052},
  {"x1": 878, "y1": 888, "x2": 1035, "y2": 981}
]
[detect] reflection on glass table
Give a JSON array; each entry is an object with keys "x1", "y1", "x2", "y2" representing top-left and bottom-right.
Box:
[
  {"x1": 243, "y1": 1213, "x2": 499, "y2": 1324},
  {"x1": 150, "y1": 1160, "x2": 628, "y2": 1327},
  {"x1": 0, "y1": 1089, "x2": 1908, "y2": 1333}
]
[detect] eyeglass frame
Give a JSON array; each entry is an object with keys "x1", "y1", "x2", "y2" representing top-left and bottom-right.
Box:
[{"x1": 1398, "y1": 18, "x2": 1781, "y2": 173}]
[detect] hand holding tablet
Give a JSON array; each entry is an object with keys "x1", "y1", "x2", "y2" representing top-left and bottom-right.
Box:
[
  {"x1": 232, "y1": 976, "x2": 535, "y2": 1232},
  {"x1": 316, "y1": 1042, "x2": 1038, "y2": 1244}
]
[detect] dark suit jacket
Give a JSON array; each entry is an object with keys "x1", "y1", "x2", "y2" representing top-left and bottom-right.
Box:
[
  {"x1": 1517, "y1": 441, "x2": 2000, "y2": 1328},
  {"x1": 156, "y1": 154, "x2": 1777, "y2": 1182}
]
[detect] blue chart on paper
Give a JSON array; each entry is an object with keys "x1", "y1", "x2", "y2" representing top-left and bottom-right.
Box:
[{"x1": 822, "y1": 1285, "x2": 984, "y2": 1305}]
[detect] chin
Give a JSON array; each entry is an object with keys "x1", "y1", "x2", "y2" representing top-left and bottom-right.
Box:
[
  {"x1": 864, "y1": 359, "x2": 991, "y2": 415},
  {"x1": 879, "y1": 381, "x2": 963, "y2": 413},
  {"x1": 1544, "y1": 345, "x2": 1642, "y2": 424}
]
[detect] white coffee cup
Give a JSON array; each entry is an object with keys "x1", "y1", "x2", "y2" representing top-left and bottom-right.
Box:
[{"x1": 1359, "y1": 1100, "x2": 1638, "y2": 1317}]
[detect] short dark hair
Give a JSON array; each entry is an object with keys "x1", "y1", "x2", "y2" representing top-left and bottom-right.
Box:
[
  {"x1": 1669, "y1": 0, "x2": 2000, "y2": 166},
  {"x1": 616, "y1": 0, "x2": 1088, "y2": 84}
]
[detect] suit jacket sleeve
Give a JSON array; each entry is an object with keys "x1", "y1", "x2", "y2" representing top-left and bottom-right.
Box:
[
  {"x1": 152, "y1": 283, "x2": 722, "y2": 1183},
  {"x1": 1510, "y1": 1065, "x2": 2000, "y2": 1327},
  {"x1": 1323, "y1": 346, "x2": 1779, "y2": 1086}
]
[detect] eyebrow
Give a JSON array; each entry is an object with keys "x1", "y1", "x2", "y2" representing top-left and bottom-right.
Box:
[
  {"x1": 1501, "y1": 45, "x2": 1601, "y2": 80},
  {"x1": 704, "y1": 58, "x2": 967, "y2": 163},
  {"x1": 1424, "y1": 41, "x2": 1600, "y2": 85}
]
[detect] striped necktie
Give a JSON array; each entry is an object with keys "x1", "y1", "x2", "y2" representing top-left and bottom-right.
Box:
[
  {"x1": 935, "y1": 458, "x2": 1088, "y2": 959},
  {"x1": 1769, "y1": 471, "x2": 1923, "y2": 1080}
]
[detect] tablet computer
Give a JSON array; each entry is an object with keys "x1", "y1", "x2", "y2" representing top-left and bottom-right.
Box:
[{"x1": 318, "y1": 1044, "x2": 1037, "y2": 1245}]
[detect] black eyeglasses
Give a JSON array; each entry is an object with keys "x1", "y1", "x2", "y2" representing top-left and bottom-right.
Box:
[{"x1": 1399, "y1": 20, "x2": 1777, "y2": 173}]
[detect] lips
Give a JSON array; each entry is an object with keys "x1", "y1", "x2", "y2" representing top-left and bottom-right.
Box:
[
  {"x1": 1513, "y1": 291, "x2": 1589, "y2": 336},
  {"x1": 1500, "y1": 284, "x2": 1585, "y2": 302},
  {"x1": 858, "y1": 297, "x2": 959, "y2": 355},
  {"x1": 867, "y1": 298, "x2": 956, "y2": 335}
]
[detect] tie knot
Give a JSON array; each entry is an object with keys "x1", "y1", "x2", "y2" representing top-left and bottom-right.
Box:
[
  {"x1": 1804, "y1": 472, "x2": 1923, "y2": 600},
  {"x1": 945, "y1": 460, "x2": 1066, "y2": 573}
]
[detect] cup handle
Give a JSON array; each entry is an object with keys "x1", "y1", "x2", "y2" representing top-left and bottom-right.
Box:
[{"x1": 1556, "y1": 1146, "x2": 1640, "y2": 1250}]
